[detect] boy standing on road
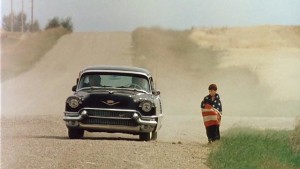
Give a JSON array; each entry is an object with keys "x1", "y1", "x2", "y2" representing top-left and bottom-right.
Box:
[{"x1": 201, "y1": 84, "x2": 222, "y2": 143}]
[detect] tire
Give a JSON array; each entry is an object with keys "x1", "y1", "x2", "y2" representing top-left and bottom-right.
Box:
[
  {"x1": 68, "y1": 128, "x2": 84, "y2": 139},
  {"x1": 151, "y1": 131, "x2": 158, "y2": 140},
  {"x1": 139, "y1": 132, "x2": 151, "y2": 141}
]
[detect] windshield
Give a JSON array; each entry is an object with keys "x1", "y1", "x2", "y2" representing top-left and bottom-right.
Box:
[{"x1": 78, "y1": 73, "x2": 150, "y2": 92}]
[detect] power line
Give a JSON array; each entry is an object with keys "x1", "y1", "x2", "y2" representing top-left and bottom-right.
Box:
[
  {"x1": 31, "y1": 0, "x2": 34, "y2": 32},
  {"x1": 10, "y1": 0, "x2": 14, "y2": 32},
  {"x1": 21, "y1": 0, "x2": 24, "y2": 32}
]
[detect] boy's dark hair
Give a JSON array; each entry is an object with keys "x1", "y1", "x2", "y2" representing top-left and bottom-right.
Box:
[{"x1": 208, "y1": 84, "x2": 217, "y2": 91}]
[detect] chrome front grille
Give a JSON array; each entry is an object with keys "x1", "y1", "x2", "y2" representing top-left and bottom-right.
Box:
[
  {"x1": 81, "y1": 109, "x2": 138, "y2": 126},
  {"x1": 82, "y1": 118, "x2": 138, "y2": 126},
  {"x1": 87, "y1": 109, "x2": 134, "y2": 118}
]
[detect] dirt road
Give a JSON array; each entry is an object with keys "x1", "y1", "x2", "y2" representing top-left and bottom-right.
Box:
[
  {"x1": 1, "y1": 32, "x2": 212, "y2": 169},
  {"x1": 1, "y1": 115, "x2": 211, "y2": 169}
]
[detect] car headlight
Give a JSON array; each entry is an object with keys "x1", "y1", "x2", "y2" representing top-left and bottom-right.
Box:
[
  {"x1": 140, "y1": 101, "x2": 152, "y2": 112},
  {"x1": 67, "y1": 97, "x2": 81, "y2": 108}
]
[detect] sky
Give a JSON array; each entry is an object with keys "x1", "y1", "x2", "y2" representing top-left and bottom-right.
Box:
[{"x1": 1, "y1": 0, "x2": 300, "y2": 32}]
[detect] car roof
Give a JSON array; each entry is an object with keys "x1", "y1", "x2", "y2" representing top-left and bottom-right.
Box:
[{"x1": 80, "y1": 65, "x2": 151, "y2": 76}]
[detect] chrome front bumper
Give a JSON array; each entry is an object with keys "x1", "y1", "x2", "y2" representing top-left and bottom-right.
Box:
[{"x1": 63, "y1": 109, "x2": 163, "y2": 133}]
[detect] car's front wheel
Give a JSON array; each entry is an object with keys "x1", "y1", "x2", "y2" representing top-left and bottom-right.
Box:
[
  {"x1": 151, "y1": 131, "x2": 157, "y2": 140},
  {"x1": 68, "y1": 128, "x2": 84, "y2": 139},
  {"x1": 139, "y1": 132, "x2": 157, "y2": 141},
  {"x1": 139, "y1": 132, "x2": 151, "y2": 141}
]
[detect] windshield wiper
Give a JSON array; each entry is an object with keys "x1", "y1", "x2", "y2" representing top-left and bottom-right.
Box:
[
  {"x1": 99, "y1": 85, "x2": 112, "y2": 88},
  {"x1": 79, "y1": 85, "x2": 112, "y2": 90},
  {"x1": 116, "y1": 86, "x2": 147, "y2": 93},
  {"x1": 117, "y1": 86, "x2": 130, "y2": 88}
]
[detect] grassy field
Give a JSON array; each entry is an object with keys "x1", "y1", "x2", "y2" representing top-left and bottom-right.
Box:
[
  {"x1": 208, "y1": 123, "x2": 300, "y2": 169},
  {"x1": 1, "y1": 28, "x2": 70, "y2": 81}
]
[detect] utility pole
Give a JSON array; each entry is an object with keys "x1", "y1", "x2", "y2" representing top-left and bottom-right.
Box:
[
  {"x1": 21, "y1": 0, "x2": 24, "y2": 33},
  {"x1": 10, "y1": 0, "x2": 14, "y2": 32},
  {"x1": 30, "y1": 0, "x2": 34, "y2": 32}
]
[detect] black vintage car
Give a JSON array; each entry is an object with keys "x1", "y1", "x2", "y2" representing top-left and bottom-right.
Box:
[{"x1": 63, "y1": 65, "x2": 163, "y2": 141}]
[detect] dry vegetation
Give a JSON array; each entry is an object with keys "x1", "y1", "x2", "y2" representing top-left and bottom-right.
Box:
[
  {"x1": 132, "y1": 27, "x2": 220, "y2": 73},
  {"x1": 189, "y1": 25, "x2": 300, "y2": 49},
  {"x1": 1, "y1": 28, "x2": 70, "y2": 81}
]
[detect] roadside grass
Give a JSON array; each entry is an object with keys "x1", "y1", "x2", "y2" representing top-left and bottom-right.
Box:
[
  {"x1": 1, "y1": 28, "x2": 70, "y2": 81},
  {"x1": 208, "y1": 125, "x2": 300, "y2": 169}
]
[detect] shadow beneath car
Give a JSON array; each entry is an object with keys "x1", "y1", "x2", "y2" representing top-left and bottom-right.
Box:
[
  {"x1": 27, "y1": 135, "x2": 140, "y2": 141},
  {"x1": 82, "y1": 136, "x2": 140, "y2": 141},
  {"x1": 28, "y1": 135, "x2": 70, "y2": 140}
]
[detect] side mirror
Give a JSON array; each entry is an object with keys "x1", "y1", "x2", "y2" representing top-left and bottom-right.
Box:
[
  {"x1": 152, "y1": 90, "x2": 160, "y2": 96},
  {"x1": 72, "y1": 85, "x2": 77, "y2": 92}
]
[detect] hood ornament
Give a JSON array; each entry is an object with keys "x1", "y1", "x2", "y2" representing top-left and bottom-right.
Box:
[{"x1": 102, "y1": 100, "x2": 120, "y2": 106}]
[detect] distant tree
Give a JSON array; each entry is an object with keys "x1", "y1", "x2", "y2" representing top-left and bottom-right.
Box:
[
  {"x1": 61, "y1": 17, "x2": 73, "y2": 32},
  {"x1": 45, "y1": 17, "x2": 73, "y2": 32},
  {"x1": 15, "y1": 12, "x2": 28, "y2": 32},
  {"x1": 1, "y1": 13, "x2": 12, "y2": 31},
  {"x1": 28, "y1": 20, "x2": 41, "y2": 32},
  {"x1": 45, "y1": 17, "x2": 60, "y2": 30},
  {"x1": 2, "y1": 12, "x2": 40, "y2": 32}
]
